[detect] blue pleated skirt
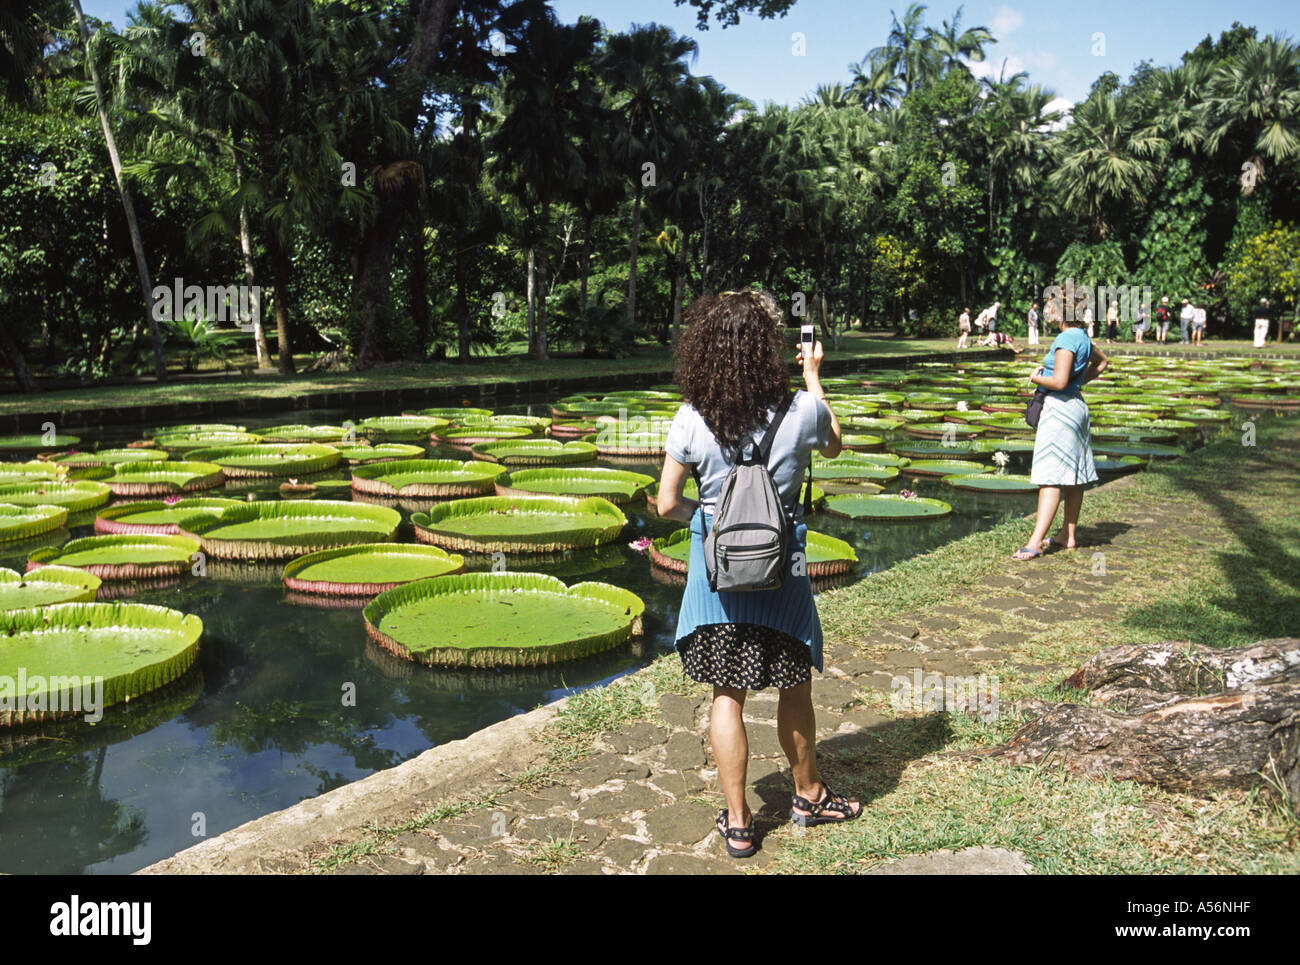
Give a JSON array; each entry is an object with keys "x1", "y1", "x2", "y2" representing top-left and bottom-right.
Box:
[{"x1": 673, "y1": 508, "x2": 824, "y2": 672}]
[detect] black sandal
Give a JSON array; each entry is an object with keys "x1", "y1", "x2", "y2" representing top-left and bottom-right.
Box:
[
  {"x1": 790, "y1": 782, "x2": 861, "y2": 827},
  {"x1": 716, "y1": 809, "x2": 757, "y2": 858}
]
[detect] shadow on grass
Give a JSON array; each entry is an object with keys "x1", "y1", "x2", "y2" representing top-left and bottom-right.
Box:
[
  {"x1": 744, "y1": 713, "x2": 953, "y2": 837},
  {"x1": 1121, "y1": 435, "x2": 1300, "y2": 648}
]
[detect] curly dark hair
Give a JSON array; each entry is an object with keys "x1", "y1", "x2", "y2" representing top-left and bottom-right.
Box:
[{"x1": 673, "y1": 289, "x2": 790, "y2": 451}]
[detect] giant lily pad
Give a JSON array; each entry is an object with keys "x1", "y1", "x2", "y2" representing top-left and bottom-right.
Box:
[
  {"x1": 335, "y1": 443, "x2": 426, "y2": 465},
  {"x1": 469, "y1": 439, "x2": 598, "y2": 466},
  {"x1": 283, "y1": 544, "x2": 465, "y2": 596},
  {"x1": 1091, "y1": 441, "x2": 1184, "y2": 460},
  {"x1": 1093, "y1": 455, "x2": 1145, "y2": 475},
  {"x1": 890, "y1": 439, "x2": 979, "y2": 459},
  {"x1": 498, "y1": 467, "x2": 654, "y2": 505},
  {"x1": 0, "y1": 503, "x2": 68, "y2": 542},
  {"x1": 363, "y1": 572, "x2": 644, "y2": 668},
  {"x1": 824, "y1": 494, "x2": 952, "y2": 520},
  {"x1": 430, "y1": 425, "x2": 533, "y2": 448},
  {"x1": 53, "y1": 448, "x2": 169, "y2": 469},
  {"x1": 0, "y1": 565, "x2": 99, "y2": 609},
  {"x1": 902, "y1": 459, "x2": 987, "y2": 477},
  {"x1": 106, "y1": 460, "x2": 225, "y2": 495},
  {"x1": 0, "y1": 434, "x2": 80, "y2": 453},
  {"x1": 28, "y1": 533, "x2": 201, "y2": 580},
  {"x1": 257, "y1": 424, "x2": 353, "y2": 443},
  {"x1": 0, "y1": 480, "x2": 110, "y2": 513},
  {"x1": 185, "y1": 443, "x2": 340, "y2": 478},
  {"x1": 411, "y1": 407, "x2": 494, "y2": 421},
  {"x1": 0, "y1": 460, "x2": 67, "y2": 481},
  {"x1": 943, "y1": 472, "x2": 1037, "y2": 493},
  {"x1": 94, "y1": 497, "x2": 241, "y2": 535},
  {"x1": 153, "y1": 430, "x2": 262, "y2": 452},
  {"x1": 180, "y1": 499, "x2": 401, "y2": 560},
  {"x1": 412, "y1": 495, "x2": 626, "y2": 554},
  {"x1": 350, "y1": 458, "x2": 506, "y2": 498},
  {"x1": 357, "y1": 415, "x2": 451, "y2": 441},
  {"x1": 0, "y1": 602, "x2": 201, "y2": 725},
  {"x1": 811, "y1": 456, "x2": 900, "y2": 482}
]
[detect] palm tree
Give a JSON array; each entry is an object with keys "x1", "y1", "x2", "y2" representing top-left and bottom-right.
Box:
[
  {"x1": 1201, "y1": 34, "x2": 1300, "y2": 194},
  {"x1": 600, "y1": 23, "x2": 699, "y2": 331},
  {"x1": 492, "y1": 12, "x2": 602, "y2": 360},
  {"x1": 70, "y1": 0, "x2": 167, "y2": 380},
  {"x1": 980, "y1": 74, "x2": 1062, "y2": 231},
  {"x1": 1140, "y1": 61, "x2": 1210, "y2": 155},
  {"x1": 1048, "y1": 91, "x2": 1165, "y2": 238},
  {"x1": 927, "y1": 6, "x2": 993, "y2": 78},
  {"x1": 870, "y1": 3, "x2": 939, "y2": 97},
  {"x1": 849, "y1": 51, "x2": 904, "y2": 111}
]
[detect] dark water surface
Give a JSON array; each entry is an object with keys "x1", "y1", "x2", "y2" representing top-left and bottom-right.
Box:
[{"x1": 0, "y1": 400, "x2": 1079, "y2": 873}]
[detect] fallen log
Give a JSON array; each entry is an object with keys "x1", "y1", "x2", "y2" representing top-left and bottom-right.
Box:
[{"x1": 993, "y1": 639, "x2": 1300, "y2": 809}]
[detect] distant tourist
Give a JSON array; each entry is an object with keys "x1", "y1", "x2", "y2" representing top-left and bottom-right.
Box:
[
  {"x1": 957, "y1": 307, "x2": 971, "y2": 349},
  {"x1": 1013, "y1": 310, "x2": 1110, "y2": 560},
  {"x1": 1192, "y1": 302, "x2": 1207, "y2": 346},
  {"x1": 658, "y1": 288, "x2": 859, "y2": 858},
  {"x1": 986, "y1": 301, "x2": 1001, "y2": 334},
  {"x1": 1155, "y1": 296, "x2": 1172, "y2": 343},
  {"x1": 1082, "y1": 302, "x2": 1094, "y2": 339},
  {"x1": 1027, "y1": 302, "x2": 1040, "y2": 346},
  {"x1": 1254, "y1": 298, "x2": 1272, "y2": 348},
  {"x1": 1105, "y1": 299, "x2": 1119, "y2": 344},
  {"x1": 1180, "y1": 298, "x2": 1195, "y2": 344},
  {"x1": 1134, "y1": 301, "x2": 1149, "y2": 344},
  {"x1": 979, "y1": 329, "x2": 1023, "y2": 354}
]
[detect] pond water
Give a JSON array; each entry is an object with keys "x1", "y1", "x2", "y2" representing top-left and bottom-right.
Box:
[{"x1": 0, "y1": 356, "x2": 1288, "y2": 874}]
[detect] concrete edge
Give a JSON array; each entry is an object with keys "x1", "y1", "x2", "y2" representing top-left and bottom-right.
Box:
[{"x1": 137, "y1": 696, "x2": 567, "y2": 874}]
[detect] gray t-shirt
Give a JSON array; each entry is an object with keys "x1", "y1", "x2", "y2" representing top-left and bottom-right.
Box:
[{"x1": 665, "y1": 390, "x2": 831, "y2": 515}]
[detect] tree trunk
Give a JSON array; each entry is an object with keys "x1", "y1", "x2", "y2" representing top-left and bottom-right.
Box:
[
  {"x1": 455, "y1": 248, "x2": 471, "y2": 362},
  {"x1": 525, "y1": 247, "x2": 536, "y2": 356},
  {"x1": 994, "y1": 639, "x2": 1300, "y2": 807},
  {"x1": 671, "y1": 256, "x2": 684, "y2": 346},
  {"x1": 534, "y1": 247, "x2": 549, "y2": 361},
  {"x1": 0, "y1": 322, "x2": 37, "y2": 392},
  {"x1": 409, "y1": 230, "x2": 430, "y2": 359},
  {"x1": 72, "y1": 0, "x2": 167, "y2": 382},
  {"x1": 578, "y1": 213, "x2": 592, "y2": 350},
  {"x1": 627, "y1": 181, "x2": 643, "y2": 330},
  {"x1": 267, "y1": 234, "x2": 296, "y2": 375},
  {"x1": 231, "y1": 152, "x2": 270, "y2": 369},
  {"x1": 354, "y1": 206, "x2": 403, "y2": 365}
]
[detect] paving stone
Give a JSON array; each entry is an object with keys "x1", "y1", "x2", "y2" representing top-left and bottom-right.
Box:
[
  {"x1": 459, "y1": 854, "x2": 543, "y2": 875},
  {"x1": 841, "y1": 706, "x2": 889, "y2": 729},
  {"x1": 575, "y1": 783, "x2": 667, "y2": 820},
  {"x1": 603, "y1": 722, "x2": 671, "y2": 754},
  {"x1": 745, "y1": 723, "x2": 786, "y2": 758},
  {"x1": 863, "y1": 845, "x2": 1031, "y2": 875},
  {"x1": 658, "y1": 694, "x2": 705, "y2": 730},
  {"x1": 831, "y1": 655, "x2": 882, "y2": 677},
  {"x1": 928, "y1": 605, "x2": 972, "y2": 620},
  {"x1": 663, "y1": 730, "x2": 707, "y2": 769},
  {"x1": 434, "y1": 808, "x2": 513, "y2": 847},
  {"x1": 600, "y1": 836, "x2": 651, "y2": 868},
  {"x1": 979, "y1": 630, "x2": 1030, "y2": 648},
  {"x1": 875, "y1": 621, "x2": 921, "y2": 640},
  {"x1": 916, "y1": 616, "x2": 962, "y2": 633},
  {"x1": 367, "y1": 855, "x2": 424, "y2": 875},
  {"x1": 517, "y1": 815, "x2": 584, "y2": 843},
  {"x1": 922, "y1": 652, "x2": 979, "y2": 676},
  {"x1": 562, "y1": 859, "x2": 610, "y2": 875},
  {"x1": 574, "y1": 753, "x2": 652, "y2": 784},
  {"x1": 882, "y1": 651, "x2": 923, "y2": 669},
  {"x1": 860, "y1": 670, "x2": 900, "y2": 692},
  {"x1": 983, "y1": 596, "x2": 1031, "y2": 611},
  {"x1": 747, "y1": 757, "x2": 784, "y2": 785},
  {"x1": 391, "y1": 832, "x2": 459, "y2": 865},
  {"x1": 494, "y1": 784, "x2": 576, "y2": 811},
  {"x1": 643, "y1": 801, "x2": 717, "y2": 847},
  {"x1": 649, "y1": 768, "x2": 707, "y2": 799},
  {"x1": 813, "y1": 676, "x2": 862, "y2": 711},
  {"x1": 645, "y1": 853, "x2": 742, "y2": 875},
  {"x1": 983, "y1": 574, "x2": 1025, "y2": 589}
]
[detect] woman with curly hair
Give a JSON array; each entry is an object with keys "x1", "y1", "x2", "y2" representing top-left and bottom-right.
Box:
[{"x1": 657, "y1": 289, "x2": 860, "y2": 858}]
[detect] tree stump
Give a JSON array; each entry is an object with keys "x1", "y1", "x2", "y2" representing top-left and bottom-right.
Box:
[{"x1": 992, "y1": 639, "x2": 1300, "y2": 809}]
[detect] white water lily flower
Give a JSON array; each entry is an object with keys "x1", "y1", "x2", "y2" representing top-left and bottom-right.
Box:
[
  {"x1": 993, "y1": 451, "x2": 1010, "y2": 468},
  {"x1": 956, "y1": 400, "x2": 969, "y2": 412}
]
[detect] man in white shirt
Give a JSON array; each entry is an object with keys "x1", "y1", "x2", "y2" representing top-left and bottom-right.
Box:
[
  {"x1": 1027, "y1": 303, "x2": 1039, "y2": 346},
  {"x1": 1179, "y1": 298, "x2": 1194, "y2": 344},
  {"x1": 1192, "y1": 303, "x2": 1207, "y2": 346}
]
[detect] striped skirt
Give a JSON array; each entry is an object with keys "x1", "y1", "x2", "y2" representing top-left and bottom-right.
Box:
[{"x1": 1030, "y1": 394, "x2": 1099, "y2": 487}]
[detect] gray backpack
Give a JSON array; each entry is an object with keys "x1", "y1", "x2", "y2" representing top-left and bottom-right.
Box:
[{"x1": 700, "y1": 394, "x2": 807, "y2": 593}]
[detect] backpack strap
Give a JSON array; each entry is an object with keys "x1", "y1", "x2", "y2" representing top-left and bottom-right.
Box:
[{"x1": 754, "y1": 392, "x2": 795, "y2": 466}]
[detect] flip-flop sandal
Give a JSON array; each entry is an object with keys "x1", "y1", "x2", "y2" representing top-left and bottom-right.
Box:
[
  {"x1": 1012, "y1": 545, "x2": 1042, "y2": 560},
  {"x1": 790, "y1": 782, "x2": 861, "y2": 828},
  {"x1": 716, "y1": 809, "x2": 757, "y2": 858}
]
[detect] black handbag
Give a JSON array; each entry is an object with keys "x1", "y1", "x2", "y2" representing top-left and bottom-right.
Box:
[{"x1": 1024, "y1": 388, "x2": 1047, "y2": 428}]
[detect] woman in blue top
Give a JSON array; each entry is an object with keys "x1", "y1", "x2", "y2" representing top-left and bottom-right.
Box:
[
  {"x1": 1012, "y1": 308, "x2": 1110, "y2": 559},
  {"x1": 658, "y1": 289, "x2": 860, "y2": 857}
]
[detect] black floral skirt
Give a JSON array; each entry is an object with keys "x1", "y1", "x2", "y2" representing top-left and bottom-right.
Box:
[{"x1": 677, "y1": 622, "x2": 812, "y2": 691}]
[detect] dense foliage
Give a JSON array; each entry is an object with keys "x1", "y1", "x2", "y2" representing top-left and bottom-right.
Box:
[{"x1": 1, "y1": 1, "x2": 1298, "y2": 389}]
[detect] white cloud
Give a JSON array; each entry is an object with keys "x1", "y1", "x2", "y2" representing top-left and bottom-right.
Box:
[
  {"x1": 1042, "y1": 97, "x2": 1074, "y2": 131},
  {"x1": 991, "y1": 6, "x2": 1024, "y2": 40}
]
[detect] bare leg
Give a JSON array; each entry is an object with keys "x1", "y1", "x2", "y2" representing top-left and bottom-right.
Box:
[
  {"x1": 1014, "y1": 485, "x2": 1061, "y2": 558},
  {"x1": 779, "y1": 680, "x2": 860, "y2": 820},
  {"x1": 1052, "y1": 484, "x2": 1085, "y2": 547},
  {"x1": 710, "y1": 685, "x2": 752, "y2": 848}
]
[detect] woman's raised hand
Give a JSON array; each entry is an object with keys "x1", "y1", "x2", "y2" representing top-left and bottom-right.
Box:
[{"x1": 796, "y1": 340, "x2": 824, "y2": 380}]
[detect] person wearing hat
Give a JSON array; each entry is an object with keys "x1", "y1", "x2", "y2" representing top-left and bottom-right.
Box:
[
  {"x1": 1254, "y1": 298, "x2": 1273, "y2": 348},
  {"x1": 1179, "y1": 298, "x2": 1194, "y2": 344},
  {"x1": 1155, "y1": 296, "x2": 1172, "y2": 343}
]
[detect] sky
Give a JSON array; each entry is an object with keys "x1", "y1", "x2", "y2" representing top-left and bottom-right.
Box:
[{"x1": 82, "y1": 0, "x2": 1299, "y2": 112}]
